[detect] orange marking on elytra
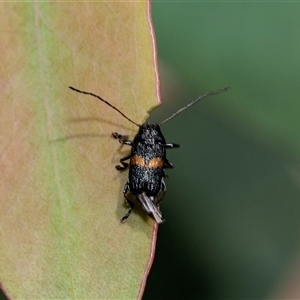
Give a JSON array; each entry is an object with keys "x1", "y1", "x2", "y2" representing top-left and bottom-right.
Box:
[
  {"x1": 131, "y1": 155, "x2": 164, "y2": 169},
  {"x1": 131, "y1": 155, "x2": 145, "y2": 167},
  {"x1": 148, "y1": 157, "x2": 164, "y2": 169}
]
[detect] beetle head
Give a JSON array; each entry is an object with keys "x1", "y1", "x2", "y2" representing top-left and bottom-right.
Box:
[{"x1": 137, "y1": 123, "x2": 165, "y2": 144}]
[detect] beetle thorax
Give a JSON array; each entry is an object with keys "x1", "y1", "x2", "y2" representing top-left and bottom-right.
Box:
[{"x1": 136, "y1": 123, "x2": 165, "y2": 145}]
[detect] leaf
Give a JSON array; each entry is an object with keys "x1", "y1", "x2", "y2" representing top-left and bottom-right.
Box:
[{"x1": 0, "y1": 2, "x2": 159, "y2": 299}]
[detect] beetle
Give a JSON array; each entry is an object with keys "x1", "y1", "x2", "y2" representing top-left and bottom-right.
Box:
[{"x1": 69, "y1": 86, "x2": 229, "y2": 223}]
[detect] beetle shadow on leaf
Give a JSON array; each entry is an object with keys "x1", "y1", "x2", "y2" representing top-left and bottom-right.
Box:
[
  {"x1": 50, "y1": 116, "x2": 137, "y2": 143},
  {"x1": 68, "y1": 116, "x2": 138, "y2": 133},
  {"x1": 49, "y1": 133, "x2": 107, "y2": 143}
]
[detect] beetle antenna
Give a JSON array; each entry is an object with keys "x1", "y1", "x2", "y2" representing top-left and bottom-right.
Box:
[
  {"x1": 159, "y1": 86, "x2": 230, "y2": 125},
  {"x1": 69, "y1": 86, "x2": 141, "y2": 127}
]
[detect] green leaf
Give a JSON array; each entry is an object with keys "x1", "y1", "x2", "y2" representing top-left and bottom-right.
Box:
[{"x1": 0, "y1": 2, "x2": 159, "y2": 299}]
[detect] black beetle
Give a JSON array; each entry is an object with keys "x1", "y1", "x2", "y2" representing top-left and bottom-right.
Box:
[{"x1": 69, "y1": 86, "x2": 229, "y2": 223}]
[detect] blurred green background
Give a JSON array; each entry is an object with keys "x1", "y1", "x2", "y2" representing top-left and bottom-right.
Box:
[{"x1": 143, "y1": 2, "x2": 300, "y2": 300}]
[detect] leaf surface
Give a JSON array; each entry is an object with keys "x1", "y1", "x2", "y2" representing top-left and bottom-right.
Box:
[{"x1": 0, "y1": 2, "x2": 159, "y2": 299}]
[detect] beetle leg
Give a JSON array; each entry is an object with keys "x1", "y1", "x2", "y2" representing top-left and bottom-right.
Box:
[
  {"x1": 161, "y1": 143, "x2": 180, "y2": 148},
  {"x1": 112, "y1": 132, "x2": 133, "y2": 146},
  {"x1": 162, "y1": 158, "x2": 173, "y2": 178},
  {"x1": 112, "y1": 132, "x2": 132, "y2": 170},
  {"x1": 120, "y1": 182, "x2": 134, "y2": 223},
  {"x1": 155, "y1": 180, "x2": 167, "y2": 206},
  {"x1": 115, "y1": 154, "x2": 131, "y2": 171},
  {"x1": 164, "y1": 158, "x2": 174, "y2": 169}
]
